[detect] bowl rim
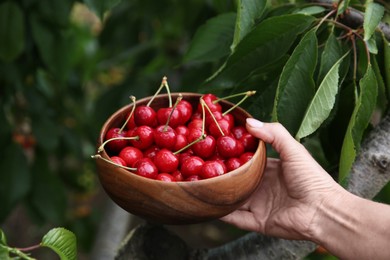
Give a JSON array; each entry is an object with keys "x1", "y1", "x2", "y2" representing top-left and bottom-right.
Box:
[{"x1": 97, "y1": 92, "x2": 266, "y2": 185}]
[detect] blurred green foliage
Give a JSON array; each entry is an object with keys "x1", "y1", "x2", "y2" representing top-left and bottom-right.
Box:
[{"x1": 0, "y1": 0, "x2": 389, "y2": 258}]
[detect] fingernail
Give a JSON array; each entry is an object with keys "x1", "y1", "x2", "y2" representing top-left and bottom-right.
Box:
[{"x1": 246, "y1": 118, "x2": 264, "y2": 128}]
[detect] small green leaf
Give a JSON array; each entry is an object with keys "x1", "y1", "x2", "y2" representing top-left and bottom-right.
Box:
[
  {"x1": 296, "y1": 52, "x2": 348, "y2": 140},
  {"x1": 366, "y1": 36, "x2": 378, "y2": 54},
  {"x1": 0, "y1": 229, "x2": 7, "y2": 245},
  {"x1": 339, "y1": 65, "x2": 378, "y2": 182},
  {"x1": 206, "y1": 14, "x2": 315, "y2": 89},
  {"x1": 363, "y1": 1, "x2": 384, "y2": 41},
  {"x1": 273, "y1": 28, "x2": 318, "y2": 136},
  {"x1": 318, "y1": 31, "x2": 344, "y2": 84},
  {"x1": 231, "y1": 0, "x2": 266, "y2": 50},
  {"x1": 184, "y1": 13, "x2": 236, "y2": 63},
  {"x1": 41, "y1": 228, "x2": 77, "y2": 260},
  {"x1": 0, "y1": 1, "x2": 25, "y2": 61},
  {"x1": 295, "y1": 6, "x2": 326, "y2": 15}
]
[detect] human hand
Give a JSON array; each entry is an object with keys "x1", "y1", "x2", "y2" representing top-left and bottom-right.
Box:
[{"x1": 221, "y1": 118, "x2": 343, "y2": 240}]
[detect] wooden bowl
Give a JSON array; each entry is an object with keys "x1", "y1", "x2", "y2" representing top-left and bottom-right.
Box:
[{"x1": 95, "y1": 93, "x2": 266, "y2": 224}]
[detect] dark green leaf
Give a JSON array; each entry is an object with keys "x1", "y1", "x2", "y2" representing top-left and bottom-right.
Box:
[
  {"x1": 29, "y1": 152, "x2": 67, "y2": 224},
  {"x1": 184, "y1": 13, "x2": 236, "y2": 63},
  {"x1": 372, "y1": 53, "x2": 387, "y2": 111},
  {"x1": 0, "y1": 143, "x2": 30, "y2": 222},
  {"x1": 41, "y1": 228, "x2": 77, "y2": 260},
  {"x1": 31, "y1": 116, "x2": 59, "y2": 151},
  {"x1": 84, "y1": 0, "x2": 121, "y2": 19},
  {"x1": 0, "y1": 1, "x2": 24, "y2": 61},
  {"x1": 384, "y1": 37, "x2": 390, "y2": 100},
  {"x1": 318, "y1": 31, "x2": 344, "y2": 84},
  {"x1": 363, "y1": 1, "x2": 384, "y2": 41},
  {"x1": 296, "y1": 53, "x2": 348, "y2": 140},
  {"x1": 339, "y1": 65, "x2": 378, "y2": 181},
  {"x1": 231, "y1": 0, "x2": 266, "y2": 50},
  {"x1": 36, "y1": 0, "x2": 72, "y2": 27},
  {"x1": 205, "y1": 14, "x2": 315, "y2": 89},
  {"x1": 272, "y1": 28, "x2": 318, "y2": 135}
]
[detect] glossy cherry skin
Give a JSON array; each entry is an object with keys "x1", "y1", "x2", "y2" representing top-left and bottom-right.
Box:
[
  {"x1": 128, "y1": 126, "x2": 154, "y2": 150},
  {"x1": 176, "y1": 100, "x2": 193, "y2": 125},
  {"x1": 104, "y1": 128, "x2": 128, "y2": 154},
  {"x1": 225, "y1": 157, "x2": 242, "y2": 172},
  {"x1": 125, "y1": 113, "x2": 136, "y2": 130},
  {"x1": 240, "y1": 133, "x2": 258, "y2": 152},
  {"x1": 153, "y1": 125, "x2": 177, "y2": 150},
  {"x1": 153, "y1": 148, "x2": 179, "y2": 173},
  {"x1": 180, "y1": 156, "x2": 204, "y2": 177},
  {"x1": 134, "y1": 158, "x2": 158, "y2": 179},
  {"x1": 208, "y1": 119, "x2": 232, "y2": 138},
  {"x1": 240, "y1": 152, "x2": 254, "y2": 164},
  {"x1": 175, "y1": 125, "x2": 189, "y2": 136},
  {"x1": 119, "y1": 146, "x2": 143, "y2": 167},
  {"x1": 217, "y1": 135, "x2": 241, "y2": 158},
  {"x1": 143, "y1": 145, "x2": 160, "y2": 160},
  {"x1": 157, "y1": 107, "x2": 182, "y2": 128},
  {"x1": 185, "y1": 175, "x2": 202, "y2": 181},
  {"x1": 187, "y1": 118, "x2": 203, "y2": 130},
  {"x1": 231, "y1": 126, "x2": 247, "y2": 140},
  {"x1": 171, "y1": 170, "x2": 184, "y2": 182},
  {"x1": 200, "y1": 160, "x2": 226, "y2": 179},
  {"x1": 192, "y1": 135, "x2": 216, "y2": 159},
  {"x1": 156, "y1": 173, "x2": 176, "y2": 182},
  {"x1": 110, "y1": 156, "x2": 127, "y2": 167},
  {"x1": 134, "y1": 106, "x2": 157, "y2": 127},
  {"x1": 197, "y1": 94, "x2": 221, "y2": 113},
  {"x1": 174, "y1": 134, "x2": 188, "y2": 152}
]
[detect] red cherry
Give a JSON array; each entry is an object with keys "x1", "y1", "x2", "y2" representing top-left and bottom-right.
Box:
[
  {"x1": 157, "y1": 107, "x2": 182, "y2": 128},
  {"x1": 217, "y1": 135, "x2": 241, "y2": 158},
  {"x1": 176, "y1": 100, "x2": 192, "y2": 125},
  {"x1": 174, "y1": 134, "x2": 188, "y2": 152},
  {"x1": 180, "y1": 156, "x2": 204, "y2": 177},
  {"x1": 119, "y1": 146, "x2": 143, "y2": 167},
  {"x1": 197, "y1": 94, "x2": 221, "y2": 113},
  {"x1": 225, "y1": 157, "x2": 242, "y2": 172},
  {"x1": 172, "y1": 170, "x2": 184, "y2": 181},
  {"x1": 179, "y1": 151, "x2": 193, "y2": 165},
  {"x1": 134, "y1": 106, "x2": 157, "y2": 127},
  {"x1": 143, "y1": 145, "x2": 160, "y2": 160},
  {"x1": 175, "y1": 125, "x2": 189, "y2": 136},
  {"x1": 156, "y1": 173, "x2": 175, "y2": 182},
  {"x1": 205, "y1": 110, "x2": 222, "y2": 125},
  {"x1": 191, "y1": 112, "x2": 202, "y2": 120},
  {"x1": 231, "y1": 126, "x2": 247, "y2": 140},
  {"x1": 153, "y1": 148, "x2": 179, "y2": 173},
  {"x1": 187, "y1": 127, "x2": 203, "y2": 143},
  {"x1": 128, "y1": 125, "x2": 154, "y2": 150},
  {"x1": 208, "y1": 119, "x2": 232, "y2": 138},
  {"x1": 110, "y1": 156, "x2": 127, "y2": 166},
  {"x1": 240, "y1": 133, "x2": 258, "y2": 152},
  {"x1": 240, "y1": 152, "x2": 254, "y2": 164},
  {"x1": 200, "y1": 160, "x2": 226, "y2": 179},
  {"x1": 222, "y1": 113, "x2": 234, "y2": 128},
  {"x1": 125, "y1": 113, "x2": 136, "y2": 130},
  {"x1": 185, "y1": 175, "x2": 202, "y2": 181},
  {"x1": 134, "y1": 158, "x2": 158, "y2": 179},
  {"x1": 154, "y1": 125, "x2": 177, "y2": 149},
  {"x1": 192, "y1": 135, "x2": 216, "y2": 159},
  {"x1": 104, "y1": 128, "x2": 128, "y2": 154},
  {"x1": 187, "y1": 118, "x2": 203, "y2": 130}
]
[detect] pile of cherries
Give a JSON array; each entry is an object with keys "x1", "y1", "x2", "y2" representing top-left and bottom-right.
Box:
[{"x1": 93, "y1": 77, "x2": 258, "y2": 182}]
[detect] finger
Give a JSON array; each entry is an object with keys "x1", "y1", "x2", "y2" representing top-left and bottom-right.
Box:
[
  {"x1": 246, "y1": 118, "x2": 308, "y2": 160},
  {"x1": 220, "y1": 210, "x2": 260, "y2": 232}
]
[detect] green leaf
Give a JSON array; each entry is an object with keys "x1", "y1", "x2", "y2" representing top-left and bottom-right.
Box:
[
  {"x1": 384, "y1": 37, "x2": 390, "y2": 100},
  {"x1": 206, "y1": 14, "x2": 315, "y2": 89},
  {"x1": 272, "y1": 28, "x2": 318, "y2": 136},
  {"x1": 0, "y1": 143, "x2": 30, "y2": 222},
  {"x1": 363, "y1": 2, "x2": 384, "y2": 41},
  {"x1": 296, "y1": 52, "x2": 348, "y2": 140},
  {"x1": 84, "y1": 0, "x2": 121, "y2": 19},
  {"x1": 295, "y1": 6, "x2": 326, "y2": 15},
  {"x1": 184, "y1": 13, "x2": 236, "y2": 63},
  {"x1": 337, "y1": 0, "x2": 350, "y2": 15},
  {"x1": 318, "y1": 31, "x2": 344, "y2": 84},
  {"x1": 0, "y1": 229, "x2": 7, "y2": 245},
  {"x1": 339, "y1": 65, "x2": 378, "y2": 182},
  {"x1": 231, "y1": 0, "x2": 266, "y2": 50},
  {"x1": 0, "y1": 1, "x2": 25, "y2": 62},
  {"x1": 366, "y1": 36, "x2": 378, "y2": 54},
  {"x1": 41, "y1": 228, "x2": 77, "y2": 260}
]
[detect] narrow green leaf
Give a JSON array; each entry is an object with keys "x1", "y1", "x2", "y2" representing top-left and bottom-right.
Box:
[
  {"x1": 41, "y1": 228, "x2": 77, "y2": 260},
  {"x1": 296, "y1": 53, "x2": 348, "y2": 140},
  {"x1": 272, "y1": 28, "x2": 318, "y2": 136},
  {"x1": 231, "y1": 0, "x2": 266, "y2": 50},
  {"x1": 339, "y1": 65, "x2": 378, "y2": 182},
  {"x1": 0, "y1": 229, "x2": 7, "y2": 245},
  {"x1": 184, "y1": 13, "x2": 236, "y2": 63},
  {"x1": 0, "y1": 143, "x2": 30, "y2": 222},
  {"x1": 318, "y1": 31, "x2": 344, "y2": 84},
  {"x1": 0, "y1": 1, "x2": 24, "y2": 61},
  {"x1": 206, "y1": 14, "x2": 315, "y2": 89},
  {"x1": 363, "y1": 1, "x2": 384, "y2": 41},
  {"x1": 295, "y1": 6, "x2": 325, "y2": 15}
]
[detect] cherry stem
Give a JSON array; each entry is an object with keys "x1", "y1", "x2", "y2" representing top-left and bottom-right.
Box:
[
  {"x1": 98, "y1": 136, "x2": 139, "y2": 153},
  {"x1": 213, "y1": 90, "x2": 256, "y2": 104},
  {"x1": 201, "y1": 98, "x2": 225, "y2": 136},
  {"x1": 15, "y1": 244, "x2": 41, "y2": 252},
  {"x1": 173, "y1": 134, "x2": 206, "y2": 155},
  {"x1": 146, "y1": 76, "x2": 169, "y2": 107},
  {"x1": 163, "y1": 93, "x2": 182, "y2": 132},
  {"x1": 91, "y1": 154, "x2": 137, "y2": 171},
  {"x1": 162, "y1": 76, "x2": 172, "y2": 108},
  {"x1": 119, "y1": 95, "x2": 136, "y2": 133},
  {"x1": 222, "y1": 90, "x2": 256, "y2": 116}
]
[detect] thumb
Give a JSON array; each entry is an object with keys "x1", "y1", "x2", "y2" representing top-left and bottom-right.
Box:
[{"x1": 246, "y1": 118, "x2": 307, "y2": 160}]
